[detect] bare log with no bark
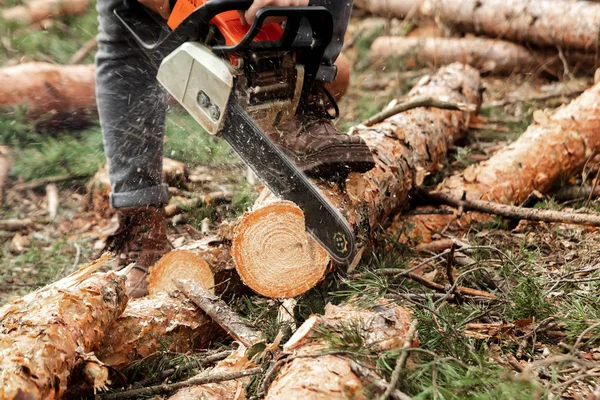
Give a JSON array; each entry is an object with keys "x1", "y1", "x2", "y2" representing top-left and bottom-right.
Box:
[
  {"x1": 370, "y1": 36, "x2": 597, "y2": 76},
  {"x1": 0, "y1": 254, "x2": 127, "y2": 399},
  {"x1": 399, "y1": 81, "x2": 600, "y2": 242},
  {"x1": 0, "y1": 63, "x2": 96, "y2": 128},
  {"x1": 2, "y1": 0, "x2": 89, "y2": 25},
  {"x1": 356, "y1": 0, "x2": 600, "y2": 53},
  {"x1": 265, "y1": 301, "x2": 415, "y2": 399},
  {"x1": 231, "y1": 63, "x2": 482, "y2": 298}
]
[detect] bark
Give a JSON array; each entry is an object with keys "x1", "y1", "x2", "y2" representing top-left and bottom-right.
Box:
[
  {"x1": 0, "y1": 254, "x2": 128, "y2": 400},
  {"x1": 399, "y1": 81, "x2": 600, "y2": 242},
  {"x1": 168, "y1": 346, "x2": 255, "y2": 400},
  {"x1": 0, "y1": 63, "x2": 96, "y2": 129},
  {"x1": 231, "y1": 63, "x2": 482, "y2": 298},
  {"x1": 357, "y1": 0, "x2": 600, "y2": 53},
  {"x1": 176, "y1": 279, "x2": 265, "y2": 348},
  {"x1": 94, "y1": 293, "x2": 224, "y2": 371},
  {"x1": 2, "y1": 0, "x2": 89, "y2": 25},
  {"x1": 265, "y1": 301, "x2": 415, "y2": 400},
  {"x1": 370, "y1": 36, "x2": 597, "y2": 77}
]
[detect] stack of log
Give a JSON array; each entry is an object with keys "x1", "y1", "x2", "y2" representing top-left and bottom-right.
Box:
[{"x1": 357, "y1": 0, "x2": 600, "y2": 77}]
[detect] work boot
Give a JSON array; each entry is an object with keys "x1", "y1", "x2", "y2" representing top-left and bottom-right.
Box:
[
  {"x1": 267, "y1": 84, "x2": 375, "y2": 180},
  {"x1": 106, "y1": 206, "x2": 172, "y2": 298}
]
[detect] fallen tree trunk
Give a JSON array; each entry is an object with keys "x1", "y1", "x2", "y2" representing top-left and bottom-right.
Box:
[
  {"x1": 231, "y1": 63, "x2": 482, "y2": 298},
  {"x1": 398, "y1": 80, "x2": 600, "y2": 242},
  {"x1": 0, "y1": 63, "x2": 96, "y2": 129},
  {"x1": 94, "y1": 292, "x2": 224, "y2": 371},
  {"x1": 370, "y1": 36, "x2": 597, "y2": 76},
  {"x1": 0, "y1": 254, "x2": 127, "y2": 399},
  {"x1": 265, "y1": 301, "x2": 415, "y2": 399},
  {"x1": 2, "y1": 0, "x2": 89, "y2": 25},
  {"x1": 356, "y1": 0, "x2": 600, "y2": 53}
]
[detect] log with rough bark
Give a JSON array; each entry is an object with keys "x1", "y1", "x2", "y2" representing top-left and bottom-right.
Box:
[
  {"x1": 398, "y1": 80, "x2": 600, "y2": 242},
  {"x1": 2, "y1": 0, "x2": 89, "y2": 25},
  {"x1": 168, "y1": 345, "x2": 255, "y2": 400},
  {"x1": 356, "y1": 0, "x2": 600, "y2": 53},
  {"x1": 0, "y1": 254, "x2": 128, "y2": 399},
  {"x1": 94, "y1": 293, "x2": 224, "y2": 371},
  {"x1": 265, "y1": 301, "x2": 415, "y2": 399},
  {"x1": 231, "y1": 63, "x2": 482, "y2": 298},
  {"x1": 370, "y1": 36, "x2": 597, "y2": 76},
  {"x1": 0, "y1": 63, "x2": 96, "y2": 128}
]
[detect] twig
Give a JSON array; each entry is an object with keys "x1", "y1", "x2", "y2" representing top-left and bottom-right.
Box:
[
  {"x1": 101, "y1": 367, "x2": 262, "y2": 399},
  {"x1": 175, "y1": 279, "x2": 264, "y2": 348},
  {"x1": 422, "y1": 190, "x2": 600, "y2": 227},
  {"x1": 68, "y1": 37, "x2": 97, "y2": 64},
  {"x1": 135, "y1": 350, "x2": 232, "y2": 387},
  {"x1": 380, "y1": 320, "x2": 419, "y2": 400},
  {"x1": 445, "y1": 242, "x2": 457, "y2": 286},
  {"x1": 406, "y1": 271, "x2": 497, "y2": 299},
  {"x1": 0, "y1": 218, "x2": 47, "y2": 231},
  {"x1": 12, "y1": 174, "x2": 89, "y2": 191},
  {"x1": 553, "y1": 184, "x2": 600, "y2": 202},
  {"x1": 489, "y1": 88, "x2": 585, "y2": 107},
  {"x1": 361, "y1": 96, "x2": 476, "y2": 127},
  {"x1": 572, "y1": 321, "x2": 600, "y2": 354},
  {"x1": 46, "y1": 183, "x2": 59, "y2": 220},
  {"x1": 349, "y1": 360, "x2": 412, "y2": 400},
  {"x1": 0, "y1": 146, "x2": 10, "y2": 207}
]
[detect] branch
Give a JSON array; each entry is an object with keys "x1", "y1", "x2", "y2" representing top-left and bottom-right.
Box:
[
  {"x1": 101, "y1": 367, "x2": 262, "y2": 399},
  {"x1": 380, "y1": 320, "x2": 419, "y2": 400},
  {"x1": 175, "y1": 279, "x2": 264, "y2": 348},
  {"x1": 422, "y1": 190, "x2": 600, "y2": 227},
  {"x1": 362, "y1": 96, "x2": 476, "y2": 127}
]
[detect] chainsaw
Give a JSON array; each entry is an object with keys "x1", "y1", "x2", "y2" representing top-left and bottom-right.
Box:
[{"x1": 114, "y1": 0, "x2": 355, "y2": 263}]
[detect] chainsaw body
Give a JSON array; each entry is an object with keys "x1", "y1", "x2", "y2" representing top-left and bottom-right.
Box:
[{"x1": 114, "y1": 0, "x2": 356, "y2": 263}]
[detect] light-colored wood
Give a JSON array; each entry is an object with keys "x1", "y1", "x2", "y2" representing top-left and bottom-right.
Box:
[
  {"x1": 148, "y1": 250, "x2": 215, "y2": 296},
  {"x1": 0, "y1": 254, "x2": 127, "y2": 399}
]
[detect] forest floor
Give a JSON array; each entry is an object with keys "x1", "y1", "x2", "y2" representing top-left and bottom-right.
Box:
[{"x1": 2, "y1": 3, "x2": 600, "y2": 399}]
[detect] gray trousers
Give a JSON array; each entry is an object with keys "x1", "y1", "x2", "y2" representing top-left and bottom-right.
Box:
[{"x1": 96, "y1": 0, "x2": 352, "y2": 209}]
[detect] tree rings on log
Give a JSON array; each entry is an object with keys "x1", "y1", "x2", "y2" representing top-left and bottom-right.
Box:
[
  {"x1": 147, "y1": 250, "x2": 215, "y2": 296},
  {"x1": 232, "y1": 201, "x2": 329, "y2": 298}
]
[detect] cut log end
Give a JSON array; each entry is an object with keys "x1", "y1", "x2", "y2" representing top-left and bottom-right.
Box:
[
  {"x1": 232, "y1": 201, "x2": 330, "y2": 298},
  {"x1": 148, "y1": 250, "x2": 215, "y2": 296}
]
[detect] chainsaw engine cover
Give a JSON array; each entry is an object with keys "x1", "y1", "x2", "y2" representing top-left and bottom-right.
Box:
[{"x1": 157, "y1": 42, "x2": 235, "y2": 135}]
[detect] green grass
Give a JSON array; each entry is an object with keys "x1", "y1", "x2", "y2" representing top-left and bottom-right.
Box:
[{"x1": 164, "y1": 110, "x2": 234, "y2": 167}]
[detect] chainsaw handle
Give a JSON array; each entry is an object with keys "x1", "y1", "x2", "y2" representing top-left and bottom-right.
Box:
[
  {"x1": 114, "y1": 0, "x2": 255, "y2": 64},
  {"x1": 114, "y1": 0, "x2": 332, "y2": 69}
]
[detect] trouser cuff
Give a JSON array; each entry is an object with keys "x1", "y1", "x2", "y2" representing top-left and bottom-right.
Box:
[{"x1": 110, "y1": 184, "x2": 169, "y2": 209}]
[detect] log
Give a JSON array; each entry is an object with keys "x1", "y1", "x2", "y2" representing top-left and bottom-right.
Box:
[
  {"x1": 0, "y1": 63, "x2": 96, "y2": 128},
  {"x1": 357, "y1": 0, "x2": 600, "y2": 53},
  {"x1": 0, "y1": 254, "x2": 128, "y2": 399},
  {"x1": 168, "y1": 345, "x2": 255, "y2": 400},
  {"x1": 231, "y1": 63, "x2": 482, "y2": 298},
  {"x1": 147, "y1": 250, "x2": 215, "y2": 296},
  {"x1": 399, "y1": 80, "x2": 600, "y2": 242},
  {"x1": 370, "y1": 36, "x2": 597, "y2": 76},
  {"x1": 94, "y1": 293, "x2": 224, "y2": 371},
  {"x1": 265, "y1": 301, "x2": 415, "y2": 399},
  {"x1": 2, "y1": 0, "x2": 89, "y2": 25}
]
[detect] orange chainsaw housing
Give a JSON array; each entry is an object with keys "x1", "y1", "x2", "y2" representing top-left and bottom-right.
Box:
[{"x1": 167, "y1": 0, "x2": 284, "y2": 46}]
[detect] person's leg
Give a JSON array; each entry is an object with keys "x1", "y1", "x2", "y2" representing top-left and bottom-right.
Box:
[{"x1": 96, "y1": 0, "x2": 171, "y2": 296}]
